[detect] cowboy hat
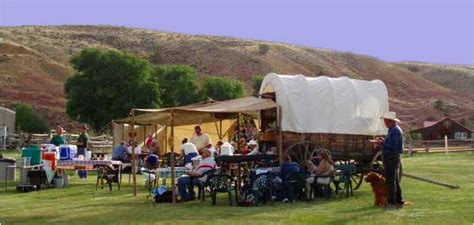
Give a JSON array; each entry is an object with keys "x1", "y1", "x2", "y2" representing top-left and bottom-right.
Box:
[
  {"x1": 380, "y1": 111, "x2": 400, "y2": 122},
  {"x1": 79, "y1": 124, "x2": 89, "y2": 130}
]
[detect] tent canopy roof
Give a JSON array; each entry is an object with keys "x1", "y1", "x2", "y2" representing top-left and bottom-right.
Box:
[
  {"x1": 115, "y1": 97, "x2": 277, "y2": 126},
  {"x1": 259, "y1": 73, "x2": 389, "y2": 135}
]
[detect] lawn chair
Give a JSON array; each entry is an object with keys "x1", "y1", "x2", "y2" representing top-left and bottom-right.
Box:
[
  {"x1": 206, "y1": 174, "x2": 237, "y2": 206},
  {"x1": 333, "y1": 164, "x2": 356, "y2": 197},
  {"x1": 310, "y1": 175, "x2": 334, "y2": 200},
  {"x1": 188, "y1": 169, "x2": 216, "y2": 201},
  {"x1": 95, "y1": 165, "x2": 121, "y2": 191},
  {"x1": 245, "y1": 172, "x2": 276, "y2": 206},
  {"x1": 284, "y1": 171, "x2": 307, "y2": 202}
]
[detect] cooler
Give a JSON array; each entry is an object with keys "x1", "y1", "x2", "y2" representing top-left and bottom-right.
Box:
[
  {"x1": 21, "y1": 146, "x2": 42, "y2": 165},
  {"x1": 42, "y1": 152, "x2": 57, "y2": 170},
  {"x1": 59, "y1": 145, "x2": 77, "y2": 160}
]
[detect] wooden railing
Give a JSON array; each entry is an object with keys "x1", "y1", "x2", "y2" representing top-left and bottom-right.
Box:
[{"x1": 404, "y1": 139, "x2": 474, "y2": 155}]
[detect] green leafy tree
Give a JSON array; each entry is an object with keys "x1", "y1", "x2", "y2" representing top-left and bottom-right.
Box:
[
  {"x1": 252, "y1": 75, "x2": 264, "y2": 96},
  {"x1": 65, "y1": 48, "x2": 161, "y2": 130},
  {"x1": 199, "y1": 76, "x2": 246, "y2": 101},
  {"x1": 15, "y1": 104, "x2": 49, "y2": 133},
  {"x1": 154, "y1": 65, "x2": 200, "y2": 107}
]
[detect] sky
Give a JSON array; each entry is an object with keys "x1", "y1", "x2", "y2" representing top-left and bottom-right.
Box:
[{"x1": 1, "y1": 0, "x2": 473, "y2": 65}]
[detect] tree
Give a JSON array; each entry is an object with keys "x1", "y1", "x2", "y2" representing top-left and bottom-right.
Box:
[
  {"x1": 199, "y1": 76, "x2": 246, "y2": 101},
  {"x1": 15, "y1": 104, "x2": 49, "y2": 134},
  {"x1": 65, "y1": 48, "x2": 161, "y2": 130},
  {"x1": 252, "y1": 75, "x2": 264, "y2": 96},
  {"x1": 154, "y1": 65, "x2": 200, "y2": 107}
]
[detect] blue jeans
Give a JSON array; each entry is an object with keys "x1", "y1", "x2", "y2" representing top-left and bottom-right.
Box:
[
  {"x1": 177, "y1": 175, "x2": 202, "y2": 200},
  {"x1": 184, "y1": 153, "x2": 199, "y2": 165},
  {"x1": 77, "y1": 148, "x2": 88, "y2": 179}
]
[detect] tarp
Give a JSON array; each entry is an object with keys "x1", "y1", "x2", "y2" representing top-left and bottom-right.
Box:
[
  {"x1": 259, "y1": 73, "x2": 389, "y2": 135},
  {"x1": 115, "y1": 97, "x2": 277, "y2": 126},
  {"x1": 114, "y1": 97, "x2": 275, "y2": 151}
]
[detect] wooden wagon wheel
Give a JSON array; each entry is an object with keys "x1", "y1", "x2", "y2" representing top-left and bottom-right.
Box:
[
  {"x1": 284, "y1": 140, "x2": 321, "y2": 164},
  {"x1": 370, "y1": 151, "x2": 403, "y2": 182}
]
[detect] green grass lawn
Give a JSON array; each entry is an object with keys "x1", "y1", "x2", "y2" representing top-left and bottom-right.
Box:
[{"x1": 1, "y1": 151, "x2": 473, "y2": 225}]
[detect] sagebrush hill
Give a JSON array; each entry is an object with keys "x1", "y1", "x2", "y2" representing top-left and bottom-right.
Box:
[{"x1": 0, "y1": 25, "x2": 473, "y2": 131}]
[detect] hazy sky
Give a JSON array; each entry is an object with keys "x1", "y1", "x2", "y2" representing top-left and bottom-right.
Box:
[{"x1": 1, "y1": 0, "x2": 473, "y2": 65}]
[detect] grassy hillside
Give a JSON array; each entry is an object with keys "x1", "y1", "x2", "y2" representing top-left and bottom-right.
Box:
[{"x1": 0, "y1": 25, "x2": 473, "y2": 131}]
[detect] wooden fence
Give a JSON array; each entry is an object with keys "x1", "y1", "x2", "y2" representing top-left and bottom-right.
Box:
[
  {"x1": 3, "y1": 133, "x2": 113, "y2": 154},
  {"x1": 405, "y1": 138, "x2": 474, "y2": 155}
]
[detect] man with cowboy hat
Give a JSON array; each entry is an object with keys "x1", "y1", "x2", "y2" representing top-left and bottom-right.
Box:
[
  {"x1": 376, "y1": 111, "x2": 404, "y2": 209},
  {"x1": 50, "y1": 126, "x2": 67, "y2": 146}
]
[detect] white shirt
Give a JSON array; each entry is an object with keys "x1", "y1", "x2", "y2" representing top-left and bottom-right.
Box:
[
  {"x1": 127, "y1": 146, "x2": 142, "y2": 155},
  {"x1": 181, "y1": 142, "x2": 199, "y2": 155},
  {"x1": 190, "y1": 133, "x2": 212, "y2": 151},
  {"x1": 220, "y1": 142, "x2": 234, "y2": 156}
]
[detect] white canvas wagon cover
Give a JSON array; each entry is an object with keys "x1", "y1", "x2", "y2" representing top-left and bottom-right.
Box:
[{"x1": 259, "y1": 73, "x2": 389, "y2": 136}]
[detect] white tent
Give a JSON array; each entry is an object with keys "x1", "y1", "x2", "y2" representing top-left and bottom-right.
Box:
[{"x1": 259, "y1": 73, "x2": 389, "y2": 135}]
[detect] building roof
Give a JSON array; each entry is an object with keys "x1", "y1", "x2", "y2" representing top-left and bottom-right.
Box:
[{"x1": 410, "y1": 117, "x2": 473, "y2": 133}]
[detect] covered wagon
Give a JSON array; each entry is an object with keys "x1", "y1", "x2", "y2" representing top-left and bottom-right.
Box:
[{"x1": 258, "y1": 73, "x2": 392, "y2": 190}]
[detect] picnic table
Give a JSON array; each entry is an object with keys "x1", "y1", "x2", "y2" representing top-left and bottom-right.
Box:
[{"x1": 57, "y1": 159, "x2": 124, "y2": 187}]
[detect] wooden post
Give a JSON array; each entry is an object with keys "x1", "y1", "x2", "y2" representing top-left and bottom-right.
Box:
[
  {"x1": 121, "y1": 123, "x2": 125, "y2": 141},
  {"x1": 164, "y1": 126, "x2": 168, "y2": 154},
  {"x1": 219, "y1": 120, "x2": 223, "y2": 140},
  {"x1": 408, "y1": 140, "x2": 413, "y2": 157},
  {"x1": 170, "y1": 110, "x2": 176, "y2": 203},
  {"x1": 130, "y1": 109, "x2": 137, "y2": 197},
  {"x1": 444, "y1": 135, "x2": 448, "y2": 155},
  {"x1": 277, "y1": 105, "x2": 283, "y2": 165},
  {"x1": 143, "y1": 125, "x2": 147, "y2": 147},
  {"x1": 237, "y1": 113, "x2": 241, "y2": 151}
]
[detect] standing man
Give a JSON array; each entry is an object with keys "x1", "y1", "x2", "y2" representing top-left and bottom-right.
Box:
[
  {"x1": 376, "y1": 111, "x2": 404, "y2": 209},
  {"x1": 76, "y1": 124, "x2": 90, "y2": 180},
  {"x1": 50, "y1": 126, "x2": 67, "y2": 146},
  {"x1": 190, "y1": 125, "x2": 212, "y2": 154}
]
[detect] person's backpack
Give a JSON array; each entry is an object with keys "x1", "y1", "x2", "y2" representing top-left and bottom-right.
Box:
[{"x1": 154, "y1": 190, "x2": 173, "y2": 203}]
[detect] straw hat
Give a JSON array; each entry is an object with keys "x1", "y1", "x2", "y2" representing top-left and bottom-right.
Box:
[
  {"x1": 79, "y1": 124, "x2": 89, "y2": 130},
  {"x1": 380, "y1": 111, "x2": 400, "y2": 122}
]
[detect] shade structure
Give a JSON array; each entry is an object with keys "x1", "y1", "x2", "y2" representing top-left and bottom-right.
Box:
[
  {"x1": 116, "y1": 97, "x2": 277, "y2": 126},
  {"x1": 259, "y1": 73, "x2": 389, "y2": 135}
]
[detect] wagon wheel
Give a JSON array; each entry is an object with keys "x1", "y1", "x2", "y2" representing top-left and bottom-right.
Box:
[
  {"x1": 284, "y1": 141, "x2": 321, "y2": 164},
  {"x1": 370, "y1": 151, "x2": 403, "y2": 182},
  {"x1": 334, "y1": 160, "x2": 364, "y2": 191}
]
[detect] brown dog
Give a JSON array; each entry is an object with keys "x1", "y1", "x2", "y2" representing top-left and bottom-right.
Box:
[{"x1": 365, "y1": 172, "x2": 388, "y2": 207}]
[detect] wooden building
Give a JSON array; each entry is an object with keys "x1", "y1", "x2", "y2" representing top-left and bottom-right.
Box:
[{"x1": 409, "y1": 118, "x2": 472, "y2": 140}]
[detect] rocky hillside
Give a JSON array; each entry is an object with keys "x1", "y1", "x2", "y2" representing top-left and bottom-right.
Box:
[{"x1": 0, "y1": 25, "x2": 473, "y2": 131}]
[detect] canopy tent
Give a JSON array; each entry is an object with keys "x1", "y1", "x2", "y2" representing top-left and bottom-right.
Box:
[
  {"x1": 259, "y1": 73, "x2": 389, "y2": 136},
  {"x1": 115, "y1": 97, "x2": 277, "y2": 199}
]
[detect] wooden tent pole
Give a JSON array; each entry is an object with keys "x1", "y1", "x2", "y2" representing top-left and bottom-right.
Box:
[
  {"x1": 219, "y1": 119, "x2": 223, "y2": 140},
  {"x1": 212, "y1": 113, "x2": 221, "y2": 140},
  {"x1": 164, "y1": 126, "x2": 168, "y2": 155},
  {"x1": 237, "y1": 113, "x2": 241, "y2": 151},
  {"x1": 170, "y1": 110, "x2": 176, "y2": 203},
  {"x1": 131, "y1": 109, "x2": 137, "y2": 197},
  {"x1": 277, "y1": 105, "x2": 283, "y2": 165},
  {"x1": 144, "y1": 125, "x2": 147, "y2": 146}
]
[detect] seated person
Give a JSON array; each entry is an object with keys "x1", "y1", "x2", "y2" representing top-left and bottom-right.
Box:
[
  {"x1": 179, "y1": 138, "x2": 199, "y2": 165},
  {"x1": 112, "y1": 141, "x2": 130, "y2": 163},
  {"x1": 215, "y1": 141, "x2": 224, "y2": 155},
  {"x1": 127, "y1": 140, "x2": 142, "y2": 155},
  {"x1": 247, "y1": 140, "x2": 260, "y2": 155},
  {"x1": 144, "y1": 154, "x2": 159, "y2": 170},
  {"x1": 149, "y1": 140, "x2": 160, "y2": 155},
  {"x1": 304, "y1": 150, "x2": 334, "y2": 199},
  {"x1": 177, "y1": 148, "x2": 216, "y2": 201},
  {"x1": 279, "y1": 156, "x2": 302, "y2": 202},
  {"x1": 220, "y1": 142, "x2": 234, "y2": 156}
]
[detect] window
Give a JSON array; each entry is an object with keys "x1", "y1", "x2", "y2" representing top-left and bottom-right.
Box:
[{"x1": 454, "y1": 132, "x2": 467, "y2": 139}]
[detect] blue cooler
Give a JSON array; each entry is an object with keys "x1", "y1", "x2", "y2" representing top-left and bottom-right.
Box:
[{"x1": 59, "y1": 145, "x2": 77, "y2": 160}]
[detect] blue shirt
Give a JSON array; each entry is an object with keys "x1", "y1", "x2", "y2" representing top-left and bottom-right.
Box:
[
  {"x1": 383, "y1": 125, "x2": 404, "y2": 155},
  {"x1": 112, "y1": 145, "x2": 128, "y2": 159}
]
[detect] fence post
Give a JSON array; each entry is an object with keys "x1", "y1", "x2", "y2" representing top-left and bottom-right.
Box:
[
  {"x1": 444, "y1": 135, "x2": 448, "y2": 155},
  {"x1": 408, "y1": 140, "x2": 413, "y2": 157}
]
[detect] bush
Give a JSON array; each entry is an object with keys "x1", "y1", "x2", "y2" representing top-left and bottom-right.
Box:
[
  {"x1": 199, "y1": 76, "x2": 246, "y2": 101},
  {"x1": 252, "y1": 75, "x2": 264, "y2": 97},
  {"x1": 258, "y1": 44, "x2": 270, "y2": 55},
  {"x1": 15, "y1": 104, "x2": 49, "y2": 134}
]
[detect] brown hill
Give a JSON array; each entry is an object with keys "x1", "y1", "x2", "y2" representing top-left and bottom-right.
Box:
[{"x1": 0, "y1": 25, "x2": 473, "y2": 132}]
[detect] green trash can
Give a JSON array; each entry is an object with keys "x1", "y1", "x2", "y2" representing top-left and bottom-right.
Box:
[{"x1": 22, "y1": 146, "x2": 42, "y2": 166}]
